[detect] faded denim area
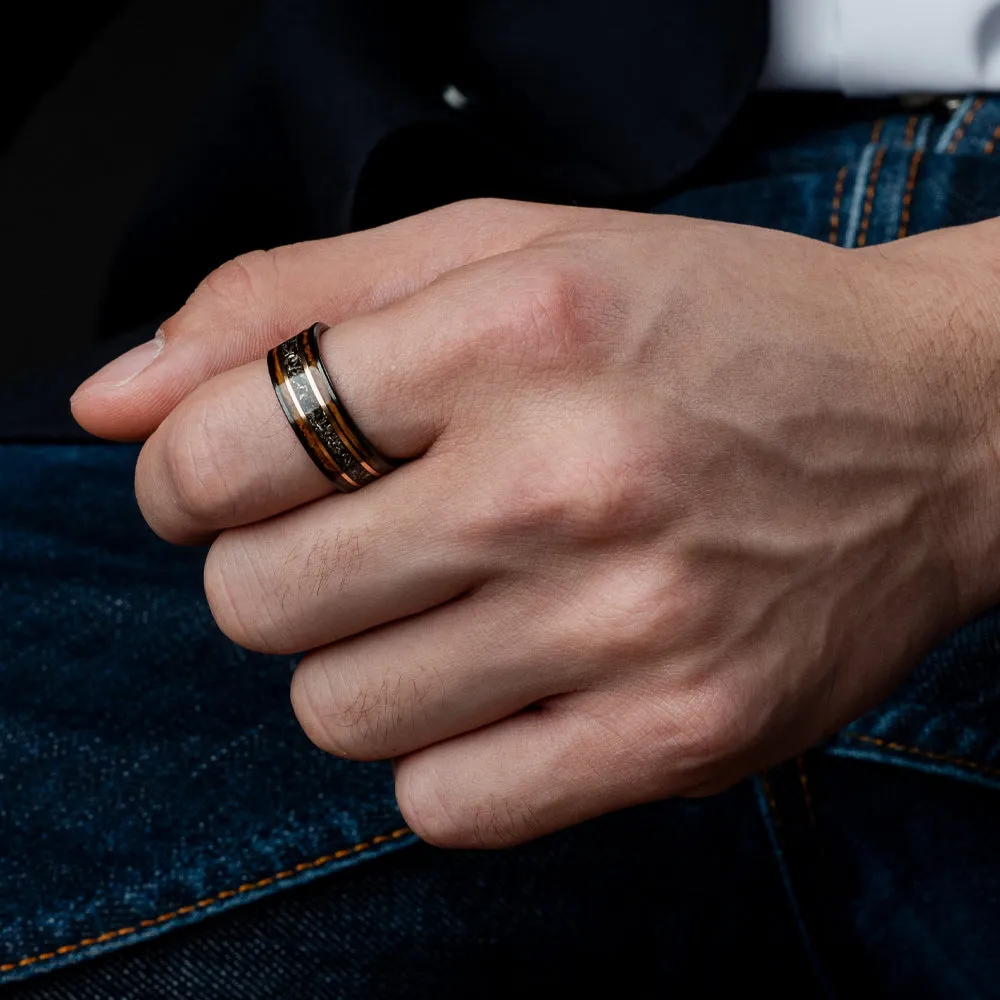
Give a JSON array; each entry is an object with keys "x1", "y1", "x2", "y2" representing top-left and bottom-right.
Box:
[{"x1": 4, "y1": 97, "x2": 1000, "y2": 998}]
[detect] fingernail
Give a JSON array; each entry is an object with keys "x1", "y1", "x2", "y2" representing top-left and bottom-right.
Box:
[{"x1": 72, "y1": 330, "x2": 164, "y2": 399}]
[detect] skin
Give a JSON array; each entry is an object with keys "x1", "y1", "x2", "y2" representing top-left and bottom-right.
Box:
[{"x1": 71, "y1": 198, "x2": 1000, "y2": 849}]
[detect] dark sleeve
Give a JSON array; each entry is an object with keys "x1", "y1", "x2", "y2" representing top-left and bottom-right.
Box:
[
  {"x1": 449, "y1": 0, "x2": 770, "y2": 201},
  {"x1": 94, "y1": 0, "x2": 769, "y2": 340}
]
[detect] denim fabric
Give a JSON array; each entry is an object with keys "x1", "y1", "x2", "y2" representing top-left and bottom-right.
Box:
[
  {"x1": 5, "y1": 95, "x2": 1000, "y2": 997},
  {"x1": 0, "y1": 446, "x2": 416, "y2": 977},
  {"x1": 6, "y1": 787, "x2": 820, "y2": 999}
]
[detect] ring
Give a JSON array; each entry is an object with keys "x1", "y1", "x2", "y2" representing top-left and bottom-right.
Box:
[{"x1": 267, "y1": 322, "x2": 403, "y2": 492}]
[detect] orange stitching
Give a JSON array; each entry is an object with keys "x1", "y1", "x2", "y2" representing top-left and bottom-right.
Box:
[
  {"x1": 846, "y1": 734, "x2": 1000, "y2": 779},
  {"x1": 0, "y1": 827, "x2": 412, "y2": 975},
  {"x1": 947, "y1": 96, "x2": 986, "y2": 153},
  {"x1": 796, "y1": 755, "x2": 817, "y2": 828},
  {"x1": 897, "y1": 148, "x2": 924, "y2": 240},
  {"x1": 985, "y1": 124, "x2": 1000, "y2": 155},
  {"x1": 869, "y1": 118, "x2": 886, "y2": 144},
  {"x1": 903, "y1": 115, "x2": 918, "y2": 147},
  {"x1": 829, "y1": 165, "x2": 849, "y2": 245},
  {"x1": 855, "y1": 145, "x2": 887, "y2": 248},
  {"x1": 759, "y1": 770, "x2": 783, "y2": 838}
]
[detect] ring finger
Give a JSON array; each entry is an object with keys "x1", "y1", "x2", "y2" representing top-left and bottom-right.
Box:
[{"x1": 201, "y1": 446, "x2": 490, "y2": 655}]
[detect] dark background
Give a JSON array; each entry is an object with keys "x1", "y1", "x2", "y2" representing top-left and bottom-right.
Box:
[{"x1": 0, "y1": 1, "x2": 258, "y2": 378}]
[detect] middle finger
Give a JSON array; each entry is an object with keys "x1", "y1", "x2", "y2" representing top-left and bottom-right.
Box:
[
  {"x1": 201, "y1": 448, "x2": 491, "y2": 655},
  {"x1": 134, "y1": 261, "x2": 481, "y2": 545}
]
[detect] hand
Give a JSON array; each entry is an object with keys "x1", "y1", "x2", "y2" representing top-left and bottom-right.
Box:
[{"x1": 71, "y1": 199, "x2": 1000, "y2": 847}]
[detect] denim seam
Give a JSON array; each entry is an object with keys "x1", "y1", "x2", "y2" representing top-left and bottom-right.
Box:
[
  {"x1": 842, "y1": 143, "x2": 878, "y2": 249},
  {"x1": 754, "y1": 773, "x2": 837, "y2": 999},
  {"x1": 0, "y1": 826, "x2": 413, "y2": 977},
  {"x1": 935, "y1": 95, "x2": 984, "y2": 154},
  {"x1": 839, "y1": 118, "x2": 888, "y2": 250},
  {"x1": 844, "y1": 733, "x2": 1000, "y2": 779},
  {"x1": 896, "y1": 147, "x2": 924, "y2": 239},
  {"x1": 795, "y1": 754, "x2": 818, "y2": 829},
  {"x1": 947, "y1": 95, "x2": 986, "y2": 153},
  {"x1": 829, "y1": 165, "x2": 849, "y2": 245},
  {"x1": 854, "y1": 145, "x2": 887, "y2": 248}
]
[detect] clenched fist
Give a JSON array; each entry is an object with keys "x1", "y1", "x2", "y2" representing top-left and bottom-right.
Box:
[{"x1": 70, "y1": 198, "x2": 1000, "y2": 848}]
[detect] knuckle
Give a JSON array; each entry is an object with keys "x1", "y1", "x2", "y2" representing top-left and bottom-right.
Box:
[
  {"x1": 504, "y1": 263, "x2": 579, "y2": 358},
  {"x1": 203, "y1": 530, "x2": 291, "y2": 654},
  {"x1": 600, "y1": 569, "x2": 690, "y2": 657},
  {"x1": 393, "y1": 758, "x2": 474, "y2": 848},
  {"x1": 496, "y1": 438, "x2": 655, "y2": 544},
  {"x1": 565, "y1": 696, "x2": 672, "y2": 798},
  {"x1": 395, "y1": 758, "x2": 544, "y2": 849},
  {"x1": 651, "y1": 675, "x2": 755, "y2": 778},
  {"x1": 292, "y1": 660, "x2": 443, "y2": 761},
  {"x1": 439, "y1": 196, "x2": 509, "y2": 224},
  {"x1": 159, "y1": 246, "x2": 290, "y2": 347},
  {"x1": 558, "y1": 562, "x2": 697, "y2": 670},
  {"x1": 193, "y1": 249, "x2": 279, "y2": 314},
  {"x1": 561, "y1": 448, "x2": 651, "y2": 537},
  {"x1": 568, "y1": 678, "x2": 748, "y2": 802},
  {"x1": 289, "y1": 661, "x2": 357, "y2": 758},
  {"x1": 161, "y1": 393, "x2": 236, "y2": 529}
]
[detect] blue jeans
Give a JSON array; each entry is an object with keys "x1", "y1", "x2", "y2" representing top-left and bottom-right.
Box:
[{"x1": 5, "y1": 95, "x2": 1000, "y2": 998}]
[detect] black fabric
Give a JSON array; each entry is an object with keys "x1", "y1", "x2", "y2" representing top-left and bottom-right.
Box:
[
  {"x1": 0, "y1": 325, "x2": 160, "y2": 444},
  {"x1": 94, "y1": 0, "x2": 768, "y2": 341},
  {"x1": 443, "y1": 0, "x2": 771, "y2": 198},
  {"x1": 1, "y1": 2, "x2": 132, "y2": 153}
]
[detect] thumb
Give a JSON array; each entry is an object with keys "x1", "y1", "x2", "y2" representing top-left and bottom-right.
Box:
[{"x1": 69, "y1": 199, "x2": 570, "y2": 442}]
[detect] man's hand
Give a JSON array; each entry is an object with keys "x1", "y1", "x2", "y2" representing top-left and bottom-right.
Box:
[{"x1": 70, "y1": 199, "x2": 1000, "y2": 848}]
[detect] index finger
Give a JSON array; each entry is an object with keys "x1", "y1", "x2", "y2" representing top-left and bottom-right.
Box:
[{"x1": 71, "y1": 198, "x2": 576, "y2": 442}]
